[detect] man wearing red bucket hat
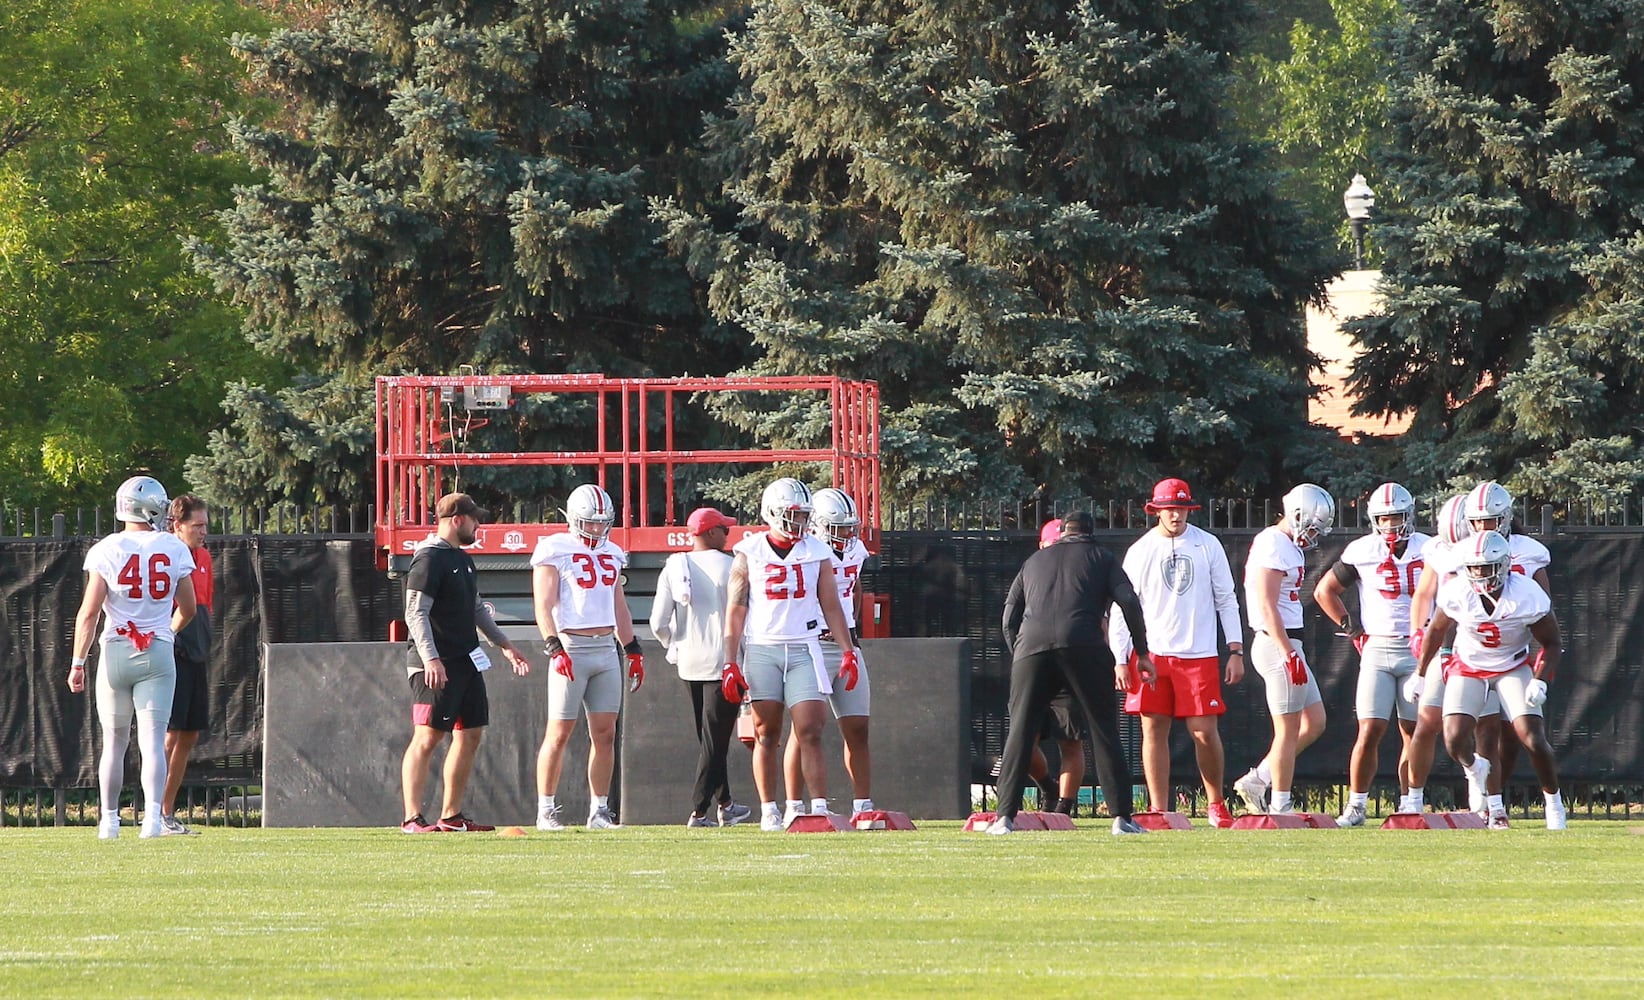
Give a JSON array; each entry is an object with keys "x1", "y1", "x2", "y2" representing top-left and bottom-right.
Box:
[{"x1": 1109, "y1": 478, "x2": 1245, "y2": 828}]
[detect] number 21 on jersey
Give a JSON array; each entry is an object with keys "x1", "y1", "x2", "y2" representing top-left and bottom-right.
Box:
[{"x1": 765, "y1": 562, "x2": 809, "y2": 600}]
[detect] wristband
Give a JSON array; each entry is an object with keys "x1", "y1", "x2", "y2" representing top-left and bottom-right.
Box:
[
  {"x1": 1228, "y1": 650, "x2": 1243, "y2": 657},
  {"x1": 71, "y1": 658, "x2": 86, "y2": 668},
  {"x1": 544, "y1": 635, "x2": 565, "y2": 657},
  {"x1": 623, "y1": 638, "x2": 642, "y2": 656}
]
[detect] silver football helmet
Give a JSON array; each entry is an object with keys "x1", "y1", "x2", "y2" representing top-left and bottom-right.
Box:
[
  {"x1": 760, "y1": 477, "x2": 812, "y2": 540},
  {"x1": 809, "y1": 487, "x2": 860, "y2": 552},
  {"x1": 564, "y1": 483, "x2": 615, "y2": 546},
  {"x1": 114, "y1": 476, "x2": 170, "y2": 530},
  {"x1": 1366, "y1": 482, "x2": 1415, "y2": 543},
  {"x1": 1436, "y1": 494, "x2": 1472, "y2": 548},
  {"x1": 1460, "y1": 530, "x2": 1512, "y2": 597},
  {"x1": 1464, "y1": 481, "x2": 1514, "y2": 537},
  {"x1": 1282, "y1": 483, "x2": 1336, "y2": 550}
]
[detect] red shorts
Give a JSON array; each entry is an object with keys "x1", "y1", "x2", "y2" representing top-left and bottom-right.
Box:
[{"x1": 1123, "y1": 654, "x2": 1224, "y2": 718}]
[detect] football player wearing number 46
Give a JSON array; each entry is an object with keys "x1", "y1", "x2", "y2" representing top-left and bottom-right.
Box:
[
  {"x1": 724, "y1": 478, "x2": 862, "y2": 832},
  {"x1": 69, "y1": 476, "x2": 197, "y2": 840},
  {"x1": 1313, "y1": 483, "x2": 1430, "y2": 827},
  {"x1": 531, "y1": 484, "x2": 645, "y2": 832}
]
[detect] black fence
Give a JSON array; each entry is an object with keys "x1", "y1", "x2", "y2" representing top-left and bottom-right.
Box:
[{"x1": 5, "y1": 500, "x2": 1643, "y2": 822}]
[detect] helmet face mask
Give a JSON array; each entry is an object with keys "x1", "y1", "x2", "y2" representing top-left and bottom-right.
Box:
[
  {"x1": 760, "y1": 477, "x2": 813, "y2": 540},
  {"x1": 1464, "y1": 481, "x2": 1514, "y2": 537},
  {"x1": 115, "y1": 476, "x2": 170, "y2": 530},
  {"x1": 809, "y1": 488, "x2": 860, "y2": 552},
  {"x1": 564, "y1": 484, "x2": 615, "y2": 547},
  {"x1": 1366, "y1": 483, "x2": 1414, "y2": 544},
  {"x1": 1282, "y1": 483, "x2": 1336, "y2": 550},
  {"x1": 1462, "y1": 530, "x2": 1512, "y2": 597}
]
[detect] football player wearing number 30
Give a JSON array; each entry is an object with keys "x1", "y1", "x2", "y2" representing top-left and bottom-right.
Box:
[
  {"x1": 1313, "y1": 483, "x2": 1430, "y2": 827},
  {"x1": 531, "y1": 484, "x2": 642, "y2": 831},
  {"x1": 69, "y1": 475, "x2": 197, "y2": 839},
  {"x1": 724, "y1": 478, "x2": 861, "y2": 831}
]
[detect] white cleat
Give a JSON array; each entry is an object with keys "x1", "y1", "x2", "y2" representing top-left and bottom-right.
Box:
[
  {"x1": 1466, "y1": 774, "x2": 1487, "y2": 816},
  {"x1": 1488, "y1": 811, "x2": 1510, "y2": 830},
  {"x1": 1234, "y1": 771, "x2": 1269, "y2": 814},
  {"x1": 536, "y1": 807, "x2": 565, "y2": 832},
  {"x1": 760, "y1": 811, "x2": 784, "y2": 832},
  {"x1": 586, "y1": 807, "x2": 622, "y2": 830},
  {"x1": 985, "y1": 816, "x2": 1014, "y2": 836},
  {"x1": 97, "y1": 817, "x2": 120, "y2": 840},
  {"x1": 139, "y1": 817, "x2": 165, "y2": 839},
  {"x1": 1546, "y1": 804, "x2": 1567, "y2": 831},
  {"x1": 1336, "y1": 805, "x2": 1366, "y2": 828},
  {"x1": 781, "y1": 805, "x2": 805, "y2": 829}
]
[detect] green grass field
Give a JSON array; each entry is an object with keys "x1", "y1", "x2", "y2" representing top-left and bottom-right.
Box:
[{"x1": 2, "y1": 820, "x2": 1641, "y2": 998}]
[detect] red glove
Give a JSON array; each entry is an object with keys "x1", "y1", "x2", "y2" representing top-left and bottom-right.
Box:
[
  {"x1": 838, "y1": 649, "x2": 860, "y2": 692},
  {"x1": 544, "y1": 637, "x2": 574, "y2": 681},
  {"x1": 626, "y1": 652, "x2": 645, "y2": 691},
  {"x1": 722, "y1": 662, "x2": 749, "y2": 703},
  {"x1": 1408, "y1": 628, "x2": 1426, "y2": 662},
  {"x1": 1285, "y1": 649, "x2": 1308, "y2": 685},
  {"x1": 1351, "y1": 633, "x2": 1370, "y2": 655}
]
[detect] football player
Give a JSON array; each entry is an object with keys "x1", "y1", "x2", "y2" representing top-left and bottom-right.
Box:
[
  {"x1": 67, "y1": 476, "x2": 197, "y2": 839},
  {"x1": 1233, "y1": 484, "x2": 1334, "y2": 816},
  {"x1": 1313, "y1": 483, "x2": 1429, "y2": 826},
  {"x1": 782, "y1": 487, "x2": 876, "y2": 820},
  {"x1": 531, "y1": 484, "x2": 645, "y2": 831},
  {"x1": 723, "y1": 478, "x2": 861, "y2": 831},
  {"x1": 1401, "y1": 494, "x2": 1470, "y2": 815},
  {"x1": 1413, "y1": 531, "x2": 1566, "y2": 830}
]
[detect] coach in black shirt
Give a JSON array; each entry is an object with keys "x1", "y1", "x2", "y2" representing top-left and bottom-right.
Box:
[{"x1": 991, "y1": 510, "x2": 1157, "y2": 835}]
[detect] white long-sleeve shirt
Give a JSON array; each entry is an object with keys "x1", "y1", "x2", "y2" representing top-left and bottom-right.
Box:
[
  {"x1": 1110, "y1": 524, "x2": 1242, "y2": 660},
  {"x1": 649, "y1": 548, "x2": 733, "y2": 682}
]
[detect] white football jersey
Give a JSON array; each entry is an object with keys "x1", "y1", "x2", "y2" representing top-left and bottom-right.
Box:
[
  {"x1": 530, "y1": 533, "x2": 629, "y2": 630},
  {"x1": 1423, "y1": 539, "x2": 1462, "y2": 583},
  {"x1": 734, "y1": 531, "x2": 834, "y2": 642},
  {"x1": 84, "y1": 530, "x2": 196, "y2": 644},
  {"x1": 1244, "y1": 525, "x2": 1308, "y2": 632},
  {"x1": 1339, "y1": 532, "x2": 1430, "y2": 636},
  {"x1": 1111, "y1": 524, "x2": 1241, "y2": 659},
  {"x1": 1509, "y1": 534, "x2": 1551, "y2": 584},
  {"x1": 826, "y1": 537, "x2": 869, "y2": 630},
  {"x1": 1437, "y1": 573, "x2": 1551, "y2": 674}
]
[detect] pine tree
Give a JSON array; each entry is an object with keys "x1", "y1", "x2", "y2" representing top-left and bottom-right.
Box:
[
  {"x1": 189, "y1": 0, "x2": 740, "y2": 507},
  {"x1": 1348, "y1": 0, "x2": 1644, "y2": 497},
  {"x1": 657, "y1": 0, "x2": 1335, "y2": 504}
]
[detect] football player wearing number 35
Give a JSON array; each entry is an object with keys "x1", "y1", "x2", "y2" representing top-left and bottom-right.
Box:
[
  {"x1": 724, "y1": 478, "x2": 861, "y2": 832},
  {"x1": 1313, "y1": 483, "x2": 1430, "y2": 827},
  {"x1": 531, "y1": 484, "x2": 644, "y2": 832},
  {"x1": 1233, "y1": 483, "x2": 1334, "y2": 817},
  {"x1": 68, "y1": 475, "x2": 197, "y2": 839}
]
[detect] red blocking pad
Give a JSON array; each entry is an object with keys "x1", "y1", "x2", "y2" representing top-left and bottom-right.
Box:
[
  {"x1": 786, "y1": 813, "x2": 853, "y2": 833},
  {"x1": 1381, "y1": 811, "x2": 1487, "y2": 830},
  {"x1": 851, "y1": 810, "x2": 916, "y2": 831},
  {"x1": 1231, "y1": 813, "x2": 1315, "y2": 830},
  {"x1": 1133, "y1": 811, "x2": 1194, "y2": 831},
  {"x1": 963, "y1": 811, "x2": 1075, "y2": 831}
]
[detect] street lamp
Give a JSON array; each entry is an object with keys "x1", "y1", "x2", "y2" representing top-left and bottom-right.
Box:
[{"x1": 1344, "y1": 173, "x2": 1375, "y2": 269}]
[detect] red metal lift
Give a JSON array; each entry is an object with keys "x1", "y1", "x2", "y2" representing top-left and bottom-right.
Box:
[{"x1": 374, "y1": 374, "x2": 882, "y2": 572}]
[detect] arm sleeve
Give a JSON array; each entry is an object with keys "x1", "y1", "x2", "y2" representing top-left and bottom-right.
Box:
[
  {"x1": 649, "y1": 555, "x2": 679, "y2": 647},
  {"x1": 1209, "y1": 544, "x2": 1243, "y2": 645},
  {"x1": 405, "y1": 589, "x2": 440, "y2": 665},
  {"x1": 1001, "y1": 571, "x2": 1025, "y2": 652},
  {"x1": 1330, "y1": 560, "x2": 1359, "y2": 587},
  {"x1": 474, "y1": 593, "x2": 509, "y2": 647}
]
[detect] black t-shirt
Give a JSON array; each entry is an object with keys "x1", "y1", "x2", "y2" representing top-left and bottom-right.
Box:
[
  {"x1": 405, "y1": 540, "x2": 481, "y2": 671},
  {"x1": 1002, "y1": 535, "x2": 1149, "y2": 662}
]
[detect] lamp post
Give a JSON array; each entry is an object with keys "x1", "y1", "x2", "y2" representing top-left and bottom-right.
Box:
[{"x1": 1344, "y1": 173, "x2": 1375, "y2": 269}]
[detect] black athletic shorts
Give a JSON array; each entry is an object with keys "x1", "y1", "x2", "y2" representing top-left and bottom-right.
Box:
[
  {"x1": 409, "y1": 665, "x2": 488, "y2": 731},
  {"x1": 168, "y1": 651, "x2": 211, "y2": 732},
  {"x1": 1038, "y1": 690, "x2": 1088, "y2": 742}
]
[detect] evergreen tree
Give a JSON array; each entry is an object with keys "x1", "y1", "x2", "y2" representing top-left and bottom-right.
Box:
[
  {"x1": 189, "y1": 0, "x2": 740, "y2": 508},
  {"x1": 658, "y1": 0, "x2": 1335, "y2": 505},
  {"x1": 1349, "y1": 0, "x2": 1644, "y2": 497}
]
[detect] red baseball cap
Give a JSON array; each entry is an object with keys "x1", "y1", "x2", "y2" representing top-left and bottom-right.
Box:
[
  {"x1": 1144, "y1": 478, "x2": 1201, "y2": 513},
  {"x1": 686, "y1": 507, "x2": 737, "y2": 535},
  {"x1": 1038, "y1": 519, "x2": 1062, "y2": 548}
]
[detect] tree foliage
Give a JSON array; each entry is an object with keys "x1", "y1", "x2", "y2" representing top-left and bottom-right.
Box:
[
  {"x1": 1347, "y1": 0, "x2": 1644, "y2": 498},
  {"x1": 657, "y1": 0, "x2": 1336, "y2": 504},
  {"x1": 189, "y1": 0, "x2": 741, "y2": 508},
  {"x1": 0, "y1": 0, "x2": 285, "y2": 512}
]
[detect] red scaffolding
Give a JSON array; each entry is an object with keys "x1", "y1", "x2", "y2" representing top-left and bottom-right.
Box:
[{"x1": 374, "y1": 374, "x2": 881, "y2": 567}]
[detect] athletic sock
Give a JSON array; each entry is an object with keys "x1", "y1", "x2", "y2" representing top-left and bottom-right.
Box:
[
  {"x1": 1271, "y1": 790, "x2": 1292, "y2": 812},
  {"x1": 1256, "y1": 761, "x2": 1273, "y2": 785},
  {"x1": 1487, "y1": 794, "x2": 1504, "y2": 814},
  {"x1": 1406, "y1": 787, "x2": 1424, "y2": 810},
  {"x1": 810, "y1": 797, "x2": 828, "y2": 816},
  {"x1": 538, "y1": 795, "x2": 556, "y2": 818},
  {"x1": 785, "y1": 798, "x2": 804, "y2": 816},
  {"x1": 1349, "y1": 792, "x2": 1368, "y2": 810},
  {"x1": 762, "y1": 801, "x2": 781, "y2": 820},
  {"x1": 591, "y1": 795, "x2": 609, "y2": 816},
  {"x1": 852, "y1": 798, "x2": 873, "y2": 814}
]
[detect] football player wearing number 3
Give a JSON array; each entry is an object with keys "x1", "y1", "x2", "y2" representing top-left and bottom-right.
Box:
[
  {"x1": 724, "y1": 478, "x2": 861, "y2": 832},
  {"x1": 1313, "y1": 483, "x2": 1429, "y2": 827},
  {"x1": 1233, "y1": 484, "x2": 1334, "y2": 816},
  {"x1": 68, "y1": 476, "x2": 197, "y2": 839},
  {"x1": 1413, "y1": 530, "x2": 1566, "y2": 829},
  {"x1": 531, "y1": 484, "x2": 643, "y2": 831}
]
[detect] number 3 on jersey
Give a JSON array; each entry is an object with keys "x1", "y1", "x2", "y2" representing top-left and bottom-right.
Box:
[
  {"x1": 764, "y1": 562, "x2": 809, "y2": 600},
  {"x1": 117, "y1": 553, "x2": 173, "y2": 600},
  {"x1": 569, "y1": 552, "x2": 619, "y2": 589}
]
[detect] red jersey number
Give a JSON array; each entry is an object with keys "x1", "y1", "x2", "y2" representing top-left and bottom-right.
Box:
[
  {"x1": 764, "y1": 563, "x2": 809, "y2": 600},
  {"x1": 569, "y1": 552, "x2": 619, "y2": 589},
  {"x1": 1377, "y1": 560, "x2": 1424, "y2": 600},
  {"x1": 1476, "y1": 622, "x2": 1502, "y2": 649},
  {"x1": 1287, "y1": 567, "x2": 1304, "y2": 604},
  {"x1": 116, "y1": 553, "x2": 173, "y2": 600},
  {"x1": 839, "y1": 564, "x2": 859, "y2": 601}
]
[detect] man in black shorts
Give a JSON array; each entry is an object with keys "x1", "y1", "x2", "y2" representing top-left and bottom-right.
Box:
[
  {"x1": 1030, "y1": 694, "x2": 1088, "y2": 815},
  {"x1": 400, "y1": 493, "x2": 531, "y2": 833}
]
